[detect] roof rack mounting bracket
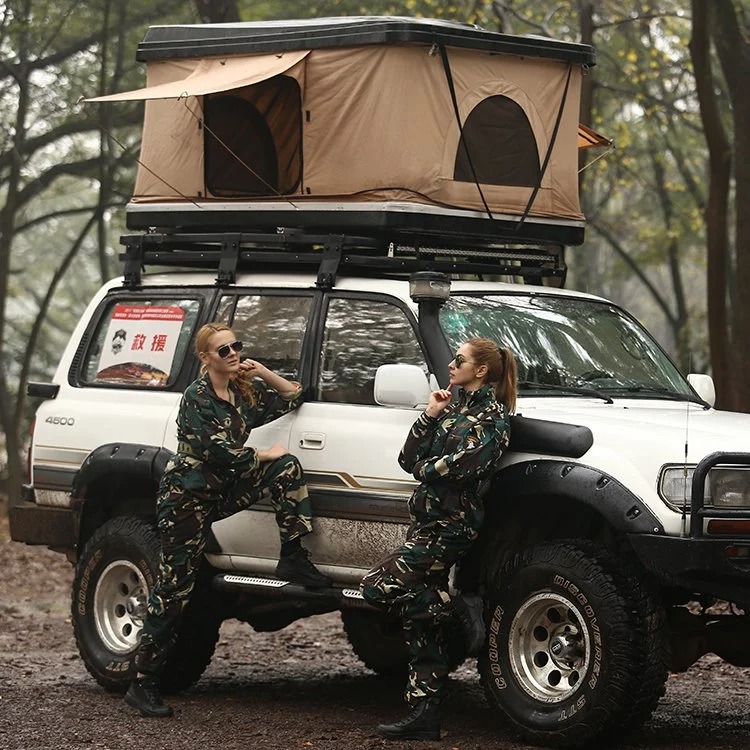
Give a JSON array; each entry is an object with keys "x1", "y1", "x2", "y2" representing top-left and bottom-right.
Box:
[
  {"x1": 121, "y1": 235, "x2": 145, "y2": 288},
  {"x1": 316, "y1": 235, "x2": 344, "y2": 290},
  {"x1": 217, "y1": 234, "x2": 241, "y2": 285}
]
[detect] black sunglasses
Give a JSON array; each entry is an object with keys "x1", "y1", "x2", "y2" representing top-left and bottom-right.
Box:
[
  {"x1": 453, "y1": 353, "x2": 477, "y2": 367},
  {"x1": 215, "y1": 340, "x2": 243, "y2": 359}
]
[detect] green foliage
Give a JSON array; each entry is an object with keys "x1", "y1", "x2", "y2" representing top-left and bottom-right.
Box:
[{"x1": 0, "y1": 0, "x2": 200, "y2": 497}]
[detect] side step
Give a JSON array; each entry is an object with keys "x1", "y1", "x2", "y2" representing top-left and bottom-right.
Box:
[{"x1": 212, "y1": 572, "x2": 375, "y2": 610}]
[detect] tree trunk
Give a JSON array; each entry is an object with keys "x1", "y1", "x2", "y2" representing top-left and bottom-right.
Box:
[
  {"x1": 574, "y1": 0, "x2": 597, "y2": 295},
  {"x1": 194, "y1": 0, "x2": 239, "y2": 23},
  {"x1": 0, "y1": 0, "x2": 32, "y2": 507},
  {"x1": 689, "y1": 0, "x2": 732, "y2": 409}
]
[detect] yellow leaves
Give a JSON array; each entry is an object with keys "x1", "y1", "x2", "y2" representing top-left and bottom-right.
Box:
[{"x1": 626, "y1": 50, "x2": 638, "y2": 63}]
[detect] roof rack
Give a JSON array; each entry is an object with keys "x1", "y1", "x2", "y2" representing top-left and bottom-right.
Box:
[{"x1": 119, "y1": 229, "x2": 566, "y2": 289}]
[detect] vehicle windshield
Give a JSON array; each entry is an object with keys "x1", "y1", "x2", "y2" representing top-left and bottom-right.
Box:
[{"x1": 440, "y1": 293, "x2": 696, "y2": 400}]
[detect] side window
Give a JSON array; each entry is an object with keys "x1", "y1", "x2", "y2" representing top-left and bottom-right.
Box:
[
  {"x1": 319, "y1": 297, "x2": 426, "y2": 405},
  {"x1": 81, "y1": 298, "x2": 201, "y2": 388},
  {"x1": 220, "y1": 294, "x2": 313, "y2": 380}
]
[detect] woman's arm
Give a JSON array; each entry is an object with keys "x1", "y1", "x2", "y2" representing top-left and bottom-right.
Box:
[
  {"x1": 398, "y1": 388, "x2": 452, "y2": 472},
  {"x1": 240, "y1": 359, "x2": 300, "y2": 396},
  {"x1": 236, "y1": 360, "x2": 304, "y2": 426},
  {"x1": 412, "y1": 406, "x2": 510, "y2": 484},
  {"x1": 179, "y1": 385, "x2": 260, "y2": 472}
]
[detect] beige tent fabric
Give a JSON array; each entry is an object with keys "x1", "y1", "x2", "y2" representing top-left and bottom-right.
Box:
[
  {"x1": 84, "y1": 50, "x2": 309, "y2": 102},
  {"x1": 132, "y1": 55, "x2": 307, "y2": 199},
  {"x1": 126, "y1": 43, "x2": 584, "y2": 221},
  {"x1": 302, "y1": 45, "x2": 582, "y2": 219},
  {"x1": 578, "y1": 122, "x2": 612, "y2": 149}
]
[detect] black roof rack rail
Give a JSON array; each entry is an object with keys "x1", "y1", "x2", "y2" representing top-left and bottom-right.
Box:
[{"x1": 119, "y1": 229, "x2": 566, "y2": 289}]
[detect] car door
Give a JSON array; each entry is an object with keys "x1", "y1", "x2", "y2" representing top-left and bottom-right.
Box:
[
  {"x1": 289, "y1": 293, "x2": 430, "y2": 577},
  {"x1": 206, "y1": 289, "x2": 318, "y2": 567},
  {"x1": 205, "y1": 289, "x2": 432, "y2": 582}
]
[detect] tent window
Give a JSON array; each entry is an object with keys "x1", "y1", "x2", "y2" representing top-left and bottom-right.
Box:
[
  {"x1": 454, "y1": 95, "x2": 540, "y2": 187},
  {"x1": 204, "y1": 75, "x2": 302, "y2": 197}
]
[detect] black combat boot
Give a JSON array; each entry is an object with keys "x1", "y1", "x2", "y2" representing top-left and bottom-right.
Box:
[
  {"x1": 124, "y1": 676, "x2": 174, "y2": 717},
  {"x1": 452, "y1": 593, "x2": 485, "y2": 656},
  {"x1": 376, "y1": 701, "x2": 441, "y2": 741},
  {"x1": 275, "y1": 547, "x2": 332, "y2": 588}
]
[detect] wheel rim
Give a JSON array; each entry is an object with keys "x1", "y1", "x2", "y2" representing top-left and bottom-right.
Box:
[
  {"x1": 93, "y1": 560, "x2": 149, "y2": 654},
  {"x1": 508, "y1": 592, "x2": 591, "y2": 703}
]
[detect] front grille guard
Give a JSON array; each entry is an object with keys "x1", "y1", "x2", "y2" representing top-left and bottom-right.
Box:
[{"x1": 690, "y1": 452, "x2": 750, "y2": 537}]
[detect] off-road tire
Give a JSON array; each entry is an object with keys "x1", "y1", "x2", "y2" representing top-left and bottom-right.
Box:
[
  {"x1": 341, "y1": 608, "x2": 466, "y2": 678},
  {"x1": 341, "y1": 610, "x2": 409, "y2": 677},
  {"x1": 72, "y1": 515, "x2": 221, "y2": 694},
  {"x1": 479, "y1": 540, "x2": 666, "y2": 748}
]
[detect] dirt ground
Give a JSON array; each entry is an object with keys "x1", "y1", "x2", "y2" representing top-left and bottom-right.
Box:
[{"x1": 2, "y1": 513, "x2": 750, "y2": 750}]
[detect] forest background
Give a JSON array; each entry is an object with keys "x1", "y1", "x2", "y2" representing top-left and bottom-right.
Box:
[{"x1": 0, "y1": 0, "x2": 747, "y2": 508}]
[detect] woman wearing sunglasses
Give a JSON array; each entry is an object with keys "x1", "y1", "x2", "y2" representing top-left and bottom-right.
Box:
[
  {"x1": 362, "y1": 337, "x2": 517, "y2": 741},
  {"x1": 125, "y1": 322, "x2": 329, "y2": 718}
]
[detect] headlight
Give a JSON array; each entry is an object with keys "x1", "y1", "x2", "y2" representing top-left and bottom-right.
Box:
[
  {"x1": 709, "y1": 468, "x2": 750, "y2": 507},
  {"x1": 659, "y1": 465, "x2": 750, "y2": 509}
]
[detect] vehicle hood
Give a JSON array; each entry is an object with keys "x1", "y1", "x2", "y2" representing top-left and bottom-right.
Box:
[{"x1": 517, "y1": 397, "x2": 750, "y2": 465}]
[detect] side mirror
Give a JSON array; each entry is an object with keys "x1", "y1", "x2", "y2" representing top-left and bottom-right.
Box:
[
  {"x1": 687, "y1": 373, "x2": 716, "y2": 408},
  {"x1": 374, "y1": 364, "x2": 431, "y2": 408}
]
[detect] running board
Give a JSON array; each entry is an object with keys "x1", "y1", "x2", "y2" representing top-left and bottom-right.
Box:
[{"x1": 212, "y1": 573, "x2": 375, "y2": 609}]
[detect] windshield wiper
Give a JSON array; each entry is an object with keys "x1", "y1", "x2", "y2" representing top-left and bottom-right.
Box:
[
  {"x1": 518, "y1": 381, "x2": 614, "y2": 404},
  {"x1": 600, "y1": 385, "x2": 707, "y2": 407}
]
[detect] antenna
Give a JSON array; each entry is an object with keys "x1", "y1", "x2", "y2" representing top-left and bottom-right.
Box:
[{"x1": 680, "y1": 353, "x2": 692, "y2": 537}]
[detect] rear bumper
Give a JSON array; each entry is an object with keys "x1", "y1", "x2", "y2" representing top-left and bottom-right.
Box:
[{"x1": 9, "y1": 499, "x2": 78, "y2": 550}]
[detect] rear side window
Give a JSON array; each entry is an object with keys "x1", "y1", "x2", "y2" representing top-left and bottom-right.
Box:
[
  {"x1": 217, "y1": 293, "x2": 313, "y2": 380},
  {"x1": 80, "y1": 298, "x2": 201, "y2": 388}
]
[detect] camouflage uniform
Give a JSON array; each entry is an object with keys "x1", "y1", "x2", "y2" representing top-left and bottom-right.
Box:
[
  {"x1": 361, "y1": 384, "x2": 510, "y2": 706},
  {"x1": 137, "y1": 373, "x2": 309, "y2": 675}
]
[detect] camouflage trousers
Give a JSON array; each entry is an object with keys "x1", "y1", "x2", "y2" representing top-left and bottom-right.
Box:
[
  {"x1": 360, "y1": 516, "x2": 478, "y2": 706},
  {"x1": 137, "y1": 453, "x2": 313, "y2": 676}
]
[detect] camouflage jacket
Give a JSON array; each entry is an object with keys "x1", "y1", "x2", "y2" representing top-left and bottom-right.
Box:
[
  {"x1": 169, "y1": 372, "x2": 303, "y2": 489},
  {"x1": 399, "y1": 384, "x2": 510, "y2": 521}
]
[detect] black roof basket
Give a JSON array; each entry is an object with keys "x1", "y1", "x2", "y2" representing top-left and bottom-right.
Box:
[{"x1": 120, "y1": 228, "x2": 566, "y2": 289}]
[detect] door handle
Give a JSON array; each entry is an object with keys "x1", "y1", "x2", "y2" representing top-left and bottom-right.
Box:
[{"x1": 299, "y1": 432, "x2": 326, "y2": 450}]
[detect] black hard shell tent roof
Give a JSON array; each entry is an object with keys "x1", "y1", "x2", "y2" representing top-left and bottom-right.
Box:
[{"x1": 135, "y1": 16, "x2": 596, "y2": 63}]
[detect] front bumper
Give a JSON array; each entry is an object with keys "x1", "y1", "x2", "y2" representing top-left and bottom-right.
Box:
[{"x1": 629, "y1": 533, "x2": 750, "y2": 606}]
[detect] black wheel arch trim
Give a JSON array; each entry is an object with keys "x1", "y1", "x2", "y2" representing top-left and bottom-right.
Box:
[
  {"x1": 72, "y1": 443, "x2": 174, "y2": 500},
  {"x1": 488, "y1": 459, "x2": 664, "y2": 536}
]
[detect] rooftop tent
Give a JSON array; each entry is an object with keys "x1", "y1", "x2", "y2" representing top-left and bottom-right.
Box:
[{"x1": 84, "y1": 17, "x2": 596, "y2": 245}]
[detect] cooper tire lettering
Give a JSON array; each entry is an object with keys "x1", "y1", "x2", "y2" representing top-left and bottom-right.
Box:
[{"x1": 480, "y1": 540, "x2": 668, "y2": 747}]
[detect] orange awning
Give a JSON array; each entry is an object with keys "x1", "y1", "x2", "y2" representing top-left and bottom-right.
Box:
[
  {"x1": 83, "y1": 50, "x2": 309, "y2": 102},
  {"x1": 578, "y1": 122, "x2": 612, "y2": 149}
]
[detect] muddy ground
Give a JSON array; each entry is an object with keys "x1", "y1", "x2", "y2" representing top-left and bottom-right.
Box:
[{"x1": 2, "y1": 512, "x2": 750, "y2": 750}]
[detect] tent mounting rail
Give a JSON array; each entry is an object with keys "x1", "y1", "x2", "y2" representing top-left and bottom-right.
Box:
[{"x1": 119, "y1": 229, "x2": 566, "y2": 288}]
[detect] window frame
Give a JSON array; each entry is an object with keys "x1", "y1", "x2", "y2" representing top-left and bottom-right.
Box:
[{"x1": 70, "y1": 290, "x2": 208, "y2": 392}]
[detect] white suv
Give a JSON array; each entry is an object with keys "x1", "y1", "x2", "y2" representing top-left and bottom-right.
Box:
[{"x1": 11, "y1": 228, "x2": 750, "y2": 749}]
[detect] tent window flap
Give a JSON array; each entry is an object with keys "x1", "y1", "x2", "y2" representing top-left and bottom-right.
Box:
[
  {"x1": 454, "y1": 95, "x2": 540, "y2": 187},
  {"x1": 204, "y1": 75, "x2": 302, "y2": 197},
  {"x1": 83, "y1": 50, "x2": 309, "y2": 102}
]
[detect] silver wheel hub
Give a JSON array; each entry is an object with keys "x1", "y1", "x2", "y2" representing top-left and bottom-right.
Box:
[
  {"x1": 508, "y1": 592, "x2": 590, "y2": 703},
  {"x1": 93, "y1": 560, "x2": 149, "y2": 655}
]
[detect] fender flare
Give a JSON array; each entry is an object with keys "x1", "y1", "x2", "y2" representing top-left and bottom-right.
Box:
[
  {"x1": 72, "y1": 443, "x2": 173, "y2": 500},
  {"x1": 486, "y1": 459, "x2": 664, "y2": 536}
]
